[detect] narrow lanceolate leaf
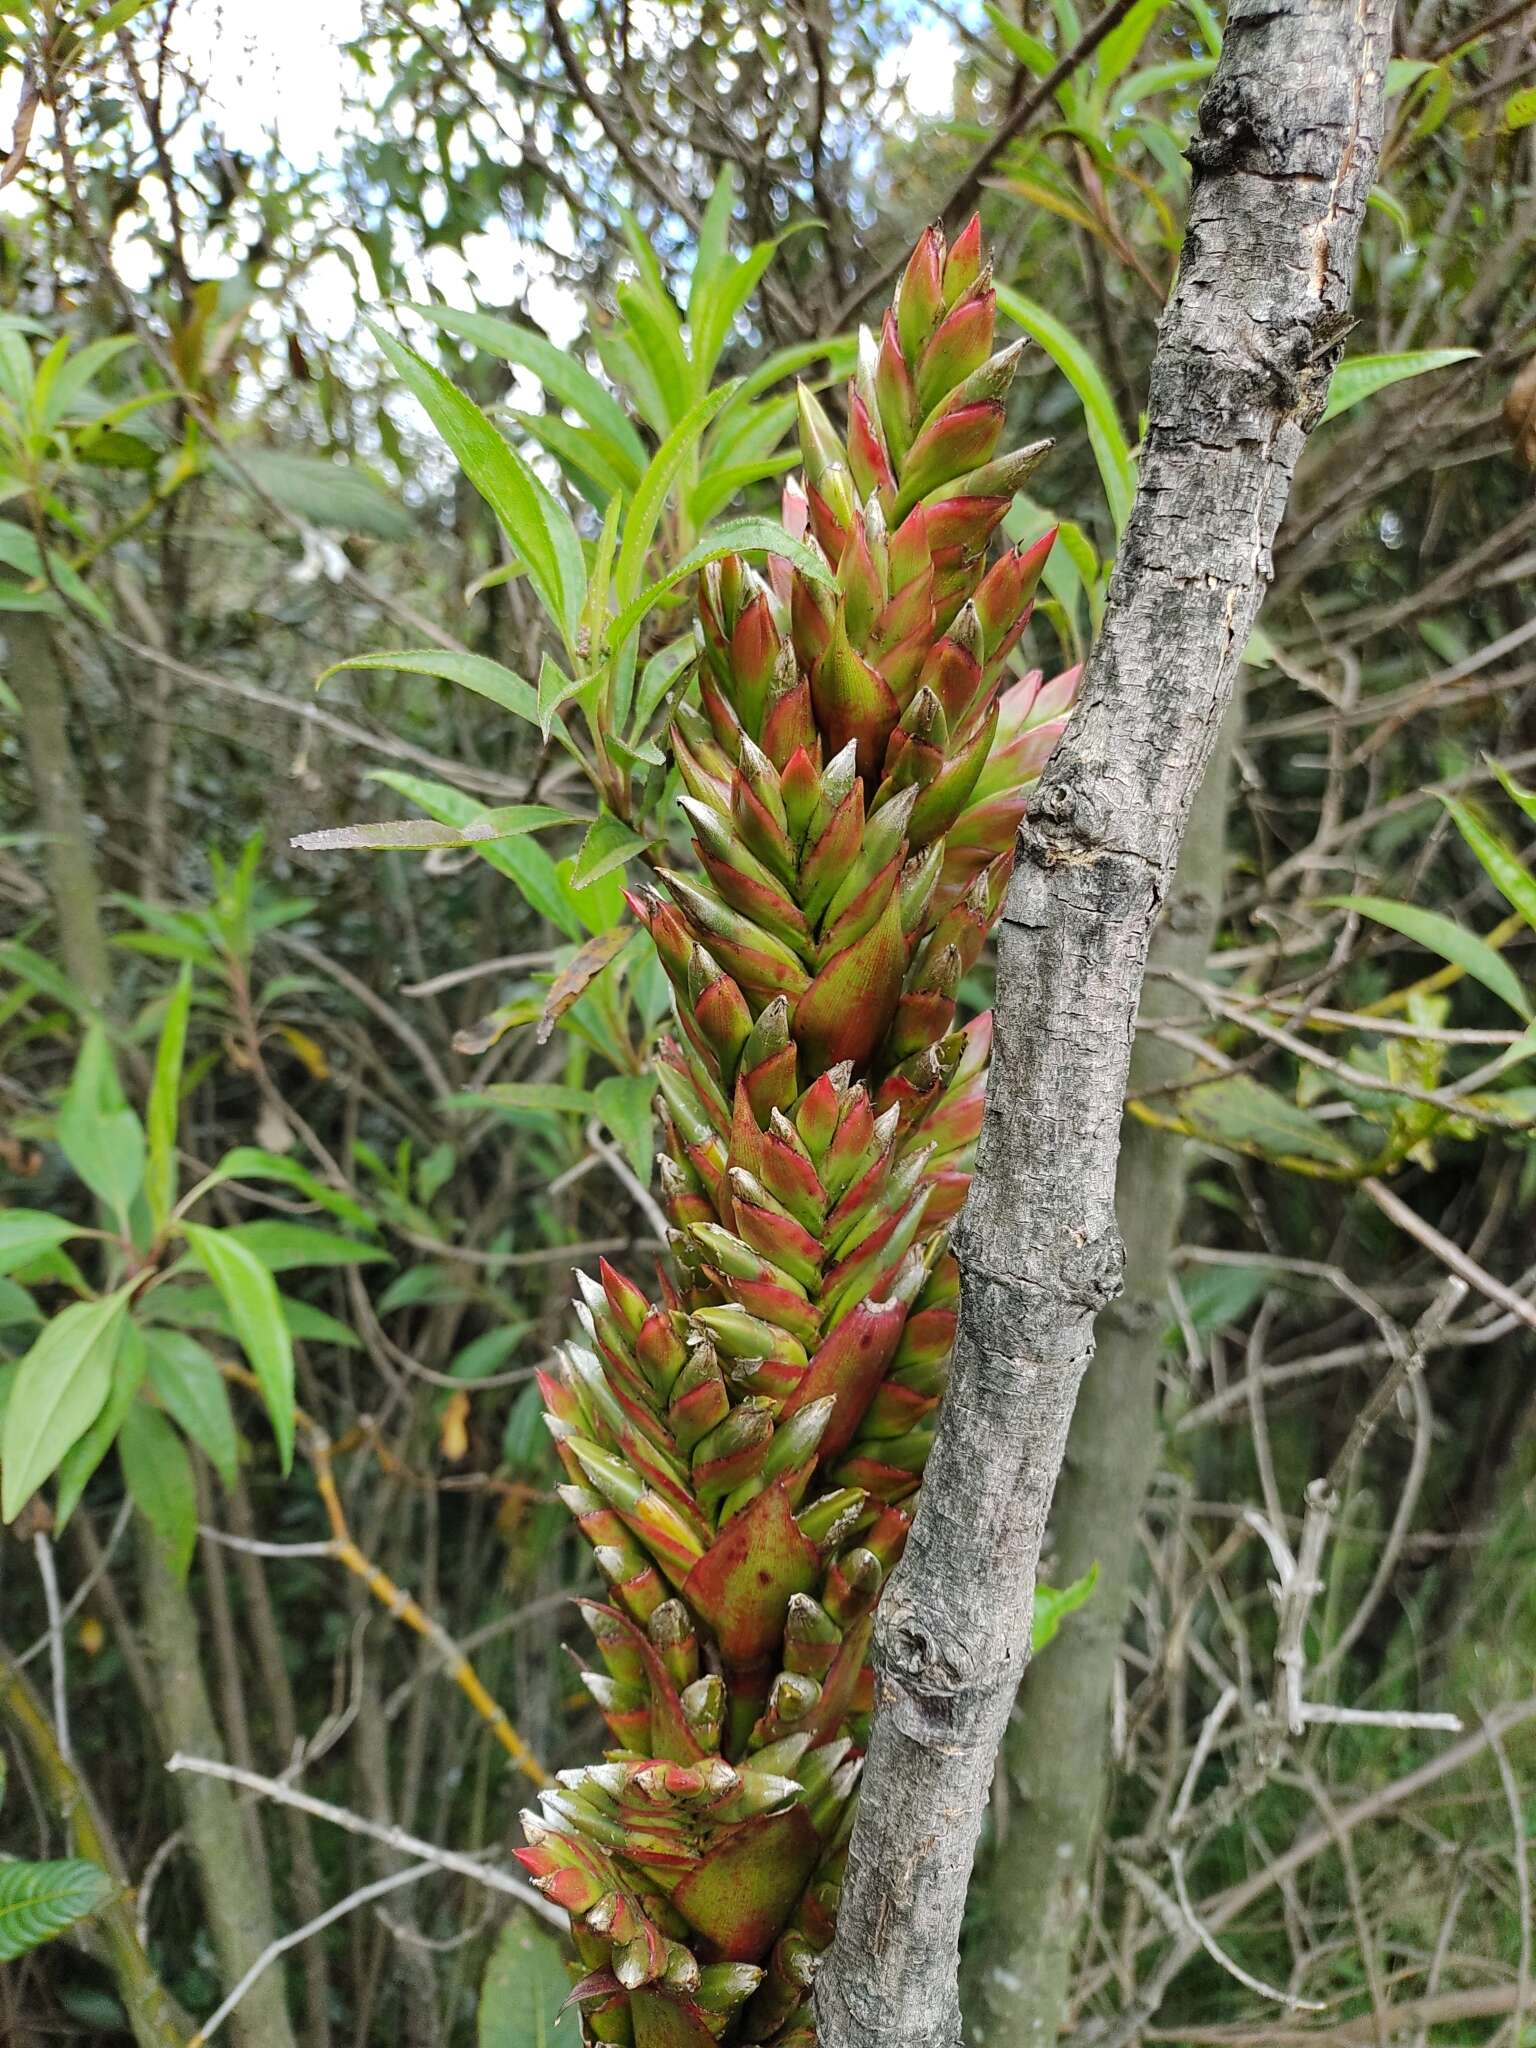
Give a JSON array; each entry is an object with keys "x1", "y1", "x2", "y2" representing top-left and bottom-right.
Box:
[
  {"x1": 606, "y1": 517, "x2": 836, "y2": 651},
  {"x1": 1441, "y1": 796, "x2": 1536, "y2": 931},
  {"x1": 407, "y1": 300, "x2": 648, "y2": 480},
  {"x1": 369, "y1": 324, "x2": 586, "y2": 653},
  {"x1": 572, "y1": 812, "x2": 649, "y2": 888},
  {"x1": 54, "y1": 1320, "x2": 149, "y2": 1532},
  {"x1": 1, "y1": 1288, "x2": 132, "y2": 1522},
  {"x1": 0, "y1": 1211, "x2": 82, "y2": 1277},
  {"x1": 146, "y1": 1329, "x2": 240, "y2": 1488},
  {"x1": 119, "y1": 1401, "x2": 198, "y2": 1580},
  {"x1": 291, "y1": 804, "x2": 571, "y2": 853},
  {"x1": 57, "y1": 1025, "x2": 145, "y2": 1225},
  {"x1": 314, "y1": 649, "x2": 541, "y2": 729},
  {"x1": 996, "y1": 285, "x2": 1136, "y2": 533},
  {"x1": 0, "y1": 1860, "x2": 116, "y2": 1962},
  {"x1": 219, "y1": 1222, "x2": 391, "y2": 1273},
  {"x1": 1325, "y1": 894, "x2": 1532, "y2": 1020},
  {"x1": 616, "y1": 382, "x2": 741, "y2": 606},
  {"x1": 1319, "y1": 348, "x2": 1479, "y2": 423},
  {"x1": 146, "y1": 964, "x2": 192, "y2": 1229},
  {"x1": 183, "y1": 1224, "x2": 295, "y2": 1472},
  {"x1": 1169, "y1": 1074, "x2": 1361, "y2": 1169}
]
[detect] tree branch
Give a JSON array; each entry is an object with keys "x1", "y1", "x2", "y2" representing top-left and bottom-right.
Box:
[{"x1": 816, "y1": 7, "x2": 1397, "y2": 2043}]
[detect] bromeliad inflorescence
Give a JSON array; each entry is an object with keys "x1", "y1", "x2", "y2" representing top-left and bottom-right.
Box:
[{"x1": 518, "y1": 217, "x2": 1079, "y2": 2046}]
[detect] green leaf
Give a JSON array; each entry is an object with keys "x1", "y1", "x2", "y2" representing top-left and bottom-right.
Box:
[
  {"x1": 219, "y1": 1222, "x2": 392, "y2": 1273},
  {"x1": 407, "y1": 303, "x2": 647, "y2": 478},
  {"x1": 145, "y1": 1283, "x2": 361, "y2": 1352},
  {"x1": 218, "y1": 448, "x2": 413, "y2": 540},
  {"x1": 984, "y1": 3, "x2": 1055, "y2": 78},
  {"x1": 594, "y1": 1074, "x2": 656, "y2": 1185},
  {"x1": 1320, "y1": 349, "x2": 1478, "y2": 424},
  {"x1": 0, "y1": 938, "x2": 99, "y2": 1020},
  {"x1": 314, "y1": 649, "x2": 540, "y2": 728},
  {"x1": 146, "y1": 965, "x2": 192, "y2": 1230},
  {"x1": 376, "y1": 1265, "x2": 464, "y2": 1314},
  {"x1": 1, "y1": 1289, "x2": 132, "y2": 1522},
  {"x1": 691, "y1": 229, "x2": 812, "y2": 386},
  {"x1": 369, "y1": 325, "x2": 584, "y2": 652},
  {"x1": 614, "y1": 381, "x2": 740, "y2": 607},
  {"x1": 460, "y1": 1083, "x2": 599, "y2": 1119},
  {"x1": 145, "y1": 1329, "x2": 240, "y2": 1489},
  {"x1": 367, "y1": 774, "x2": 584, "y2": 938},
  {"x1": 1386, "y1": 57, "x2": 1437, "y2": 95},
  {"x1": 510, "y1": 409, "x2": 633, "y2": 510},
  {"x1": 1032, "y1": 1563, "x2": 1099, "y2": 1654},
  {"x1": 451, "y1": 1325, "x2": 531, "y2": 1382},
  {"x1": 996, "y1": 286, "x2": 1136, "y2": 535},
  {"x1": 477, "y1": 1911, "x2": 577, "y2": 2047},
  {"x1": 119, "y1": 1400, "x2": 198, "y2": 1580},
  {"x1": 1323, "y1": 895, "x2": 1531, "y2": 1021},
  {"x1": 291, "y1": 804, "x2": 571, "y2": 854},
  {"x1": 557, "y1": 853, "x2": 626, "y2": 938},
  {"x1": 0, "y1": 1211, "x2": 82, "y2": 1278},
  {"x1": 85, "y1": 0, "x2": 159, "y2": 37},
  {"x1": 0, "y1": 1860, "x2": 115, "y2": 1963},
  {"x1": 1097, "y1": 0, "x2": 1166, "y2": 95},
  {"x1": 630, "y1": 639, "x2": 696, "y2": 742},
  {"x1": 1441, "y1": 797, "x2": 1536, "y2": 932},
  {"x1": 606, "y1": 517, "x2": 836, "y2": 651},
  {"x1": 1503, "y1": 85, "x2": 1536, "y2": 132},
  {"x1": 58, "y1": 1025, "x2": 145, "y2": 1223},
  {"x1": 536, "y1": 653, "x2": 585, "y2": 741},
  {"x1": 183, "y1": 1225, "x2": 294, "y2": 1471},
  {"x1": 1487, "y1": 758, "x2": 1536, "y2": 828},
  {"x1": 0, "y1": 1279, "x2": 42, "y2": 1328},
  {"x1": 571, "y1": 811, "x2": 648, "y2": 889},
  {"x1": 1366, "y1": 183, "x2": 1415, "y2": 244},
  {"x1": 55, "y1": 1320, "x2": 149, "y2": 1530},
  {"x1": 615, "y1": 269, "x2": 691, "y2": 427},
  {"x1": 1172, "y1": 1074, "x2": 1361, "y2": 1169},
  {"x1": 689, "y1": 166, "x2": 739, "y2": 325},
  {"x1": 188, "y1": 1148, "x2": 375, "y2": 1232},
  {"x1": 1163, "y1": 1264, "x2": 1269, "y2": 1349},
  {"x1": 1241, "y1": 622, "x2": 1280, "y2": 669},
  {"x1": 0, "y1": 520, "x2": 110, "y2": 624}
]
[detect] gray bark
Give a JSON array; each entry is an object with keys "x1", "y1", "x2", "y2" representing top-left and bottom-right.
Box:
[
  {"x1": 7, "y1": 612, "x2": 111, "y2": 1007},
  {"x1": 139, "y1": 1528, "x2": 299, "y2": 2048},
  {"x1": 959, "y1": 701, "x2": 1237, "y2": 2046},
  {"x1": 816, "y1": 7, "x2": 1396, "y2": 2044}
]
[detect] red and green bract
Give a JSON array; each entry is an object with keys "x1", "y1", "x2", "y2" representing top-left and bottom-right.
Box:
[{"x1": 518, "y1": 217, "x2": 1078, "y2": 2047}]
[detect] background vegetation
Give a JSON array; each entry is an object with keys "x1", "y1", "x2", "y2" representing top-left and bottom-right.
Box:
[{"x1": 1, "y1": 1, "x2": 1533, "y2": 2043}]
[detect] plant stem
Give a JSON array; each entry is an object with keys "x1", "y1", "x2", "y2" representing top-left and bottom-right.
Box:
[
  {"x1": 136, "y1": 1527, "x2": 299, "y2": 2048},
  {"x1": 7, "y1": 610, "x2": 111, "y2": 1005},
  {"x1": 0, "y1": 1646, "x2": 188, "y2": 2048},
  {"x1": 959, "y1": 701, "x2": 1237, "y2": 2045},
  {"x1": 816, "y1": 8, "x2": 1395, "y2": 2040}
]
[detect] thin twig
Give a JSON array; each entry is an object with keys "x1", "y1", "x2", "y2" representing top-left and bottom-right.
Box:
[
  {"x1": 162, "y1": 1754, "x2": 560, "y2": 1920},
  {"x1": 33, "y1": 1532, "x2": 72, "y2": 1766},
  {"x1": 831, "y1": 0, "x2": 1144, "y2": 324},
  {"x1": 188, "y1": 1862, "x2": 436, "y2": 2047},
  {"x1": 17, "y1": 1498, "x2": 133, "y2": 1669},
  {"x1": 1362, "y1": 1176, "x2": 1536, "y2": 1330},
  {"x1": 1484, "y1": 1710, "x2": 1532, "y2": 2047}
]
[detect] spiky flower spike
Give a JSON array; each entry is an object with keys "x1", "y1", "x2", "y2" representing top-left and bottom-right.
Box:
[{"x1": 519, "y1": 219, "x2": 1080, "y2": 2047}]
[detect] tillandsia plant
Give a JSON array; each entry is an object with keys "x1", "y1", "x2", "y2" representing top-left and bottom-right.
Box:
[{"x1": 515, "y1": 217, "x2": 1080, "y2": 2047}]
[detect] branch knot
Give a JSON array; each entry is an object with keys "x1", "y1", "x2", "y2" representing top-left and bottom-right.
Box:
[{"x1": 1021, "y1": 763, "x2": 1110, "y2": 867}]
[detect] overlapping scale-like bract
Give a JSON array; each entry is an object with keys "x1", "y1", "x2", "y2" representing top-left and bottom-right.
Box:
[{"x1": 519, "y1": 218, "x2": 1080, "y2": 2047}]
